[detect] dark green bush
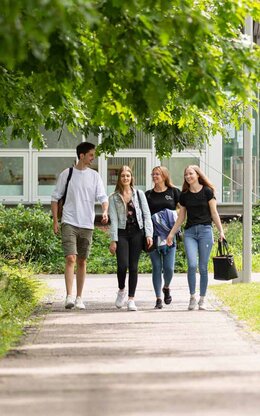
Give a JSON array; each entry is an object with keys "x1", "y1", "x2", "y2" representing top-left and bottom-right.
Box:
[
  {"x1": 0, "y1": 203, "x2": 259, "y2": 274},
  {"x1": 0, "y1": 203, "x2": 63, "y2": 267},
  {"x1": 0, "y1": 259, "x2": 44, "y2": 357},
  {"x1": 252, "y1": 203, "x2": 260, "y2": 254},
  {"x1": 0, "y1": 203, "x2": 185, "y2": 273}
]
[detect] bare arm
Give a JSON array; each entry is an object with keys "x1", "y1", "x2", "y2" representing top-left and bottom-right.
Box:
[
  {"x1": 101, "y1": 201, "x2": 109, "y2": 224},
  {"x1": 166, "y1": 205, "x2": 186, "y2": 246},
  {"x1": 51, "y1": 201, "x2": 59, "y2": 234},
  {"x1": 208, "y1": 198, "x2": 225, "y2": 241}
]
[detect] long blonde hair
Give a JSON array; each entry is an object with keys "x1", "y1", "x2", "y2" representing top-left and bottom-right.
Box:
[
  {"x1": 182, "y1": 165, "x2": 215, "y2": 193},
  {"x1": 115, "y1": 165, "x2": 134, "y2": 194},
  {"x1": 152, "y1": 166, "x2": 175, "y2": 188}
]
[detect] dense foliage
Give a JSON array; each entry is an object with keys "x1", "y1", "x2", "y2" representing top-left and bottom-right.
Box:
[
  {"x1": 252, "y1": 203, "x2": 260, "y2": 254},
  {"x1": 0, "y1": 1, "x2": 259, "y2": 157},
  {"x1": 0, "y1": 259, "x2": 44, "y2": 357},
  {"x1": 0, "y1": 203, "x2": 259, "y2": 274}
]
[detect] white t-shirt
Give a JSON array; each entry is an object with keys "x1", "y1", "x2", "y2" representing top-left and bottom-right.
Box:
[{"x1": 51, "y1": 167, "x2": 108, "y2": 229}]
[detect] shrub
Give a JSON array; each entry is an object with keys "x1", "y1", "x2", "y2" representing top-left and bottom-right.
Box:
[
  {"x1": 0, "y1": 259, "x2": 45, "y2": 357},
  {"x1": 0, "y1": 203, "x2": 259, "y2": 274},
  {"x1": 0, "y1": 203, "x2": 63, "y2": 267},
  {"x1": 252, "y1": 203, "x2": 260, "y2": 254}
]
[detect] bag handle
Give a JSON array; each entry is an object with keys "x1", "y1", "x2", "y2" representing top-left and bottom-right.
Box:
[
  {"x1": 217, "y1": 238, "x2": 230, "y2": 257},
  {"x1": 137, "y1": 190, "x2": 145, "y2": 224}
]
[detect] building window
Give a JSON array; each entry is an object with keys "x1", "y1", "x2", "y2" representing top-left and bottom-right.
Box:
[
  {"x1": 161, "y1": 156, "x2": 200, "y2": 189},
  {"x1": 0, "y1": 135, "x2": 29, "y2": 149},
  {"x1": 0, "y1": 156, "x2": 24, "y2": 196},
  {"x1": 41, "y1": 126, "x2": 83, "y2": 149},
  {"x1": 37, "y1": 156, "x2": 76, "y2": 197},
  {"x1": 125, "y1": 127, "x2": 152, "y2": 149},
  {"x1": 223, "y1": 106, "x2": 259, "y2": 203},
  {"x1": 107, "y1": 157, "x2": 147, "y2": 195}
]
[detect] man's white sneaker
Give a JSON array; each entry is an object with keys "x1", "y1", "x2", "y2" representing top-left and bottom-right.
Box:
[
  {"x1": 65, "y1": 295, "x2": 75, "y2": 309},
  {"x1": 127, "y1": 300, "x2": 137, "y2": 311},
  {"x1": 188, "y1": 296, "x2": 197, "y2": 310},
  {"x1": 115, "y1": 290, "x2": 126, "y2": 309},
  {"x1": 75, "y1": 296, "x2": 85, "y2": 310}
]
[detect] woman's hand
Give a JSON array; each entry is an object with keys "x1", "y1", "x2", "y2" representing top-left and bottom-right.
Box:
[
  {"x1": 166, "y1": 232, "x2": 174, "y2": 246},
  {"x1": 146, "y1": 237, "x2": 153, "y2": 249},
  {"x1": 219, "y1": 231, "x2": 225, "y2": 241},
  {"x1": 109, "y1": 241, "x2": 117, "y2": 255}
]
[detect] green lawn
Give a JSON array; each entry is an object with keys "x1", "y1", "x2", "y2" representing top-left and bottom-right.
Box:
[{"x1": 210, "y1": 282, "x2": 260, "y2": 333}]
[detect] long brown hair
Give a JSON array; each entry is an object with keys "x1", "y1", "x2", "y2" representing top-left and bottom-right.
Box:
[
  {"x1": 152, "y1": 166, "x2": 175, "y2": 188},
  {"x1": 115, "y1": 165, "x2": 134, "y2": 194},
  {"x1": 182, "y1": 165, "x2": 215, "y2": 193}
]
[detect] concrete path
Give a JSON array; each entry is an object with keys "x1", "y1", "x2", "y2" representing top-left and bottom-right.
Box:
[{"x1": 0, "y1": 273, "x2": 260, "y2": 416}]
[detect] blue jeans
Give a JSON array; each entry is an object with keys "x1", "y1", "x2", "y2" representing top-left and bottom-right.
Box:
[
  {"x1": 184, "y1": 224, "x2": 214, "y2": 297},
  {"x1": 149, "y1": 246, "x2": 176, "y2": 298}
]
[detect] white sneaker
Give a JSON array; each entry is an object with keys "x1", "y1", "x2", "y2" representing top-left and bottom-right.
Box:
[
  {"x1": 188, "y1": 296, "x2": 197, "y2": 310},
  {"x1": 115, "y1": 290, "x2": 126, "y2": 309},
  {"x1": 65, "y1": 295, "x2": 75, "y2": 309},
  {"x1": 75, "y1": 296, "x2": 85, "y2": 310},
  {"x1": 127, "y1": 300, "x2": 137, "y2": 311},
  {"x1": 198, "y1": 299, "x2": 207, "y2": 310}
]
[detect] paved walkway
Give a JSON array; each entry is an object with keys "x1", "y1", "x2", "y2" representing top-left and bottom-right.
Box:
[{"x1": 0, "y1": 274, "x2": 260, "y2": 416}]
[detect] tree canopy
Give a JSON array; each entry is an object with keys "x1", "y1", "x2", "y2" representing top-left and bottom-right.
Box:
[{"x1": 0, "y1": 0, "x2": 260, "y2": 157}]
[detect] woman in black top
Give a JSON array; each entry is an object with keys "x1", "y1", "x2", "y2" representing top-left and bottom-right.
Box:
[
  {"x1": 145, "y1": 166, "x2": 181, "y2": 309},
  {"x1": 167, "y1": 165, "x2": 225, "y2": 311}
]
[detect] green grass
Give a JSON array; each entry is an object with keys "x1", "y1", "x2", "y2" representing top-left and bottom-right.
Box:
[
  {"x1": 210, "y1": 282, "x2": 260, "y2": 333},
  {"x1": 0, "y1": 260, "x2": 47, "y2": 357}
]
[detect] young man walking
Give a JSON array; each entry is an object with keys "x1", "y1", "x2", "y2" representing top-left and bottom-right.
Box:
[{"x1": 51, "y1": 142, "x2": 108, "y2": 310}]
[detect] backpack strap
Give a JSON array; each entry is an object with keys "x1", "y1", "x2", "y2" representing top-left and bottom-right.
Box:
[{"x1": 63, "y1": 167, "x2": 73, "y2": 206}]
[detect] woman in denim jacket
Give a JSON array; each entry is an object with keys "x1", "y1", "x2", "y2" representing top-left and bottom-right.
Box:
[{"x1": 109, "y1": 166, "x2": 153, "y2": 311}]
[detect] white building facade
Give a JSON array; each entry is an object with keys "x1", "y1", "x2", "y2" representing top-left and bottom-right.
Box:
[{"x1": 0, "y1": 115, "x2": 259, "y2": 215}]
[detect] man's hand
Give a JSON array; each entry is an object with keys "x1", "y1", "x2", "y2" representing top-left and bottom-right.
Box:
[
  {"x1": 101, "y1": 211, "x2": 108, "y2": 224},
  {"x1": 53, "y1": 220, "x2": 59, "y2": 234}
]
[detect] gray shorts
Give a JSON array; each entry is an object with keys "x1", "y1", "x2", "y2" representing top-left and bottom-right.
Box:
[{"x1": 61, "y1": 223, "x2": 93, "y2": 259}]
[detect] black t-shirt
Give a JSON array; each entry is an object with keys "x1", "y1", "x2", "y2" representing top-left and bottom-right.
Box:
[
  {"x1": 179, "y1": 186, "x2": 215, "y2": 229},
  {"x1": 145, "y1": 187, "x2": 181, "y2": 216},
  {"x1": 126, "y1": 200, "x2": 138, "y2": 226}
]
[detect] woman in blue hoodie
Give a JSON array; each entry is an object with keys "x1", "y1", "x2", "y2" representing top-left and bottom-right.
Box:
[{"x1": 145, "y1": 166, "x2": 181, "y2": 309}]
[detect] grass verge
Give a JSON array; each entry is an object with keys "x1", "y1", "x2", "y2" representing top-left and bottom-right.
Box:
[
  {"x1": 0, "y1": 260, "x2": 47, "y2": 358},
  {"x1": 210, "y1": 282, "x2": 260, "y2": 333}
]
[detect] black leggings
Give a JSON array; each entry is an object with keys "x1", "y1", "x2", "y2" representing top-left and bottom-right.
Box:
[{"x1": 116, "y1": 225, "x2": 143, "y2": 297}]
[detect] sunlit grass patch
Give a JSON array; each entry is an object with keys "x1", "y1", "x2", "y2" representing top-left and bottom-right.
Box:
[{"x1": 210, "y1": 282, "x2": 260, "y2": 333}]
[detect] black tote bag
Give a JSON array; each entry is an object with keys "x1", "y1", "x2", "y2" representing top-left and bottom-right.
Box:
[{"x1": 213, "y1": 239, "x2": 239, "y2": 281}]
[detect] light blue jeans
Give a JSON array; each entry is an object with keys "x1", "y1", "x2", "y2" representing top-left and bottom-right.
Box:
[
  {"x1": 149, "y1": 245, "x2": 176, "y2": 298},
  {"x1": 184, "y1": 224, "x2": 214, "y2": 297}
]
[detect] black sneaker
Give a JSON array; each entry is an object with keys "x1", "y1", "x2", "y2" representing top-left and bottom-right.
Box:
[
  {"x1": 154, "y1": 298, "x2": 163, "y2": 309},
  {"x1": 162, "y1": 287, "x2": 172, "y2": 305}
]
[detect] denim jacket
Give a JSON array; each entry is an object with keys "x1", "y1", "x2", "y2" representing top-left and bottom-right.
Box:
[{"x1": 109, "y1": 188, "x2": 153, "y2": 242}]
